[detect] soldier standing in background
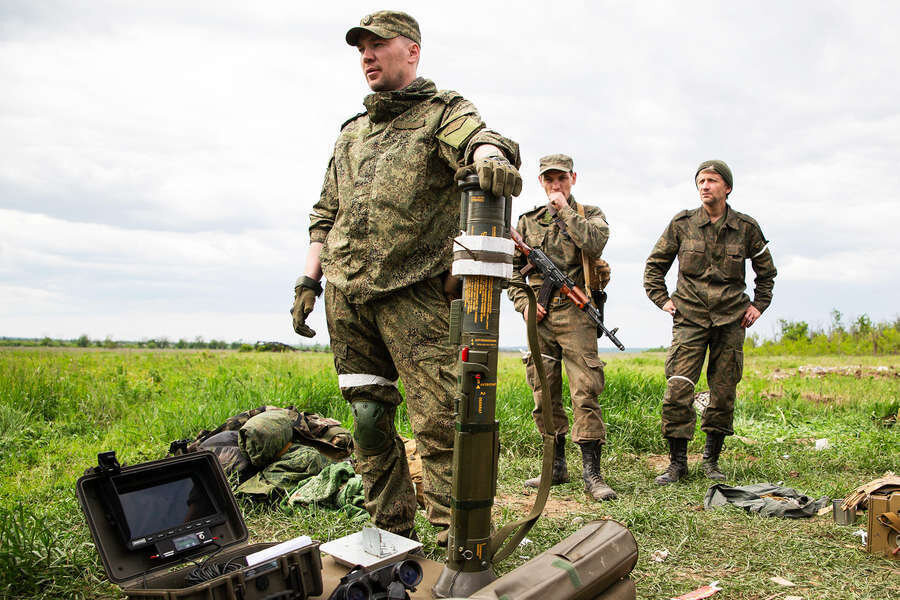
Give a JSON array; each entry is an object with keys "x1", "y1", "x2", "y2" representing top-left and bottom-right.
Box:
[
  {"x1": 291, "y1": 11, "x2": 521, "y2": 542},
  {"x1": 508, "y1": 154, "x2": 617, "y2": 501},
  {"x1": 644, "y1": 160, "x2": 777, "y2": 485}
]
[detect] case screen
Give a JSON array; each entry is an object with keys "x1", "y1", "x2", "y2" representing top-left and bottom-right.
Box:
[{"x1": 116, "y1": 475, "x2": 217, "y2": 539}]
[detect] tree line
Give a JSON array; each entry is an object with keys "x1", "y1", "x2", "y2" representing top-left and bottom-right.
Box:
[
  {"x1": 0, "y1": 336, "x2": 331, "y2": 352},
  {"x1": 746, "y1": 310, "x2": 900, "y2": 355}
]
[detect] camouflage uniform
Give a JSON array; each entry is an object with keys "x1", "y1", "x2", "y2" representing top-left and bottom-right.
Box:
[
  {"x1": 644, "y1": 204, "x2": 777, "y2": 439},
  {"x1": 310, "y1": 76, "x2": 519, "y2": 533},
  {"x1": 508, "y1": 195, "x2": 610, "y2": 443}
]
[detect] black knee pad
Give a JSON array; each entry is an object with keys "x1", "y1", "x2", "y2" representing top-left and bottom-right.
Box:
[{"x1": 351, "y1": 400, "x2": 396, "y2": 456}]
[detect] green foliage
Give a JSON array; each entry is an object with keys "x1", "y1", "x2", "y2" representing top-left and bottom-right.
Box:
[
  {"x1": 749, "y1": 310, "x2": 900, "y2": 355},
  {"x1": 778, "y1": 318, "x2": 809, "y2": 341},
  {"x1": 0, "y1": 502, "x2": 99, "y2": 598}
]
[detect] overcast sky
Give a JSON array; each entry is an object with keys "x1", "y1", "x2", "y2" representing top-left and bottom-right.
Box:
[{"x1": 2, "y1": 1, "x2": 898, "y2": 349}]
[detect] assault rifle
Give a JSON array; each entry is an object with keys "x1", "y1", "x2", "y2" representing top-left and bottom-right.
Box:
[{"x1": 509, "y1": 227, "x2": 625, "y2": 351}]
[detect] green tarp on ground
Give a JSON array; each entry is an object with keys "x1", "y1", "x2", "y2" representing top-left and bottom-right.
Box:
[
  {"x1": 704, "y1": 483, "x2": 829, "y2": 518},
  {"x1": 235, "y1": 444, "x2": 331, "y2": 498}
]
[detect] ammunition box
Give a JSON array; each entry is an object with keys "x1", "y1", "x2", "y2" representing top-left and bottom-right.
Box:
[{"x1": 867, "y1": 491, "x2": 900, "y2": 559}]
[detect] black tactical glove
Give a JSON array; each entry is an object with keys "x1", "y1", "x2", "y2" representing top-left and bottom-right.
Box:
[{"x1": 290, "y1": 276, "x2": 321, "y2": 338}]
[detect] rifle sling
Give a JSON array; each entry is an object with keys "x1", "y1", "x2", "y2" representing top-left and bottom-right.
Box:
[{"x1": 576, "y1": 201, "x2": 593, "y2": 294}]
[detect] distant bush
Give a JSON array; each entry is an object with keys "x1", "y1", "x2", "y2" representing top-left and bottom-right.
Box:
[{"x1": 747, "y1": 309, "x2": 900, "y2": 355}]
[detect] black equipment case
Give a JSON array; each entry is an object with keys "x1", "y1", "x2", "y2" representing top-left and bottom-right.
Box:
[{"x1": 77, "y1": 451, "x2": 323, "y2": 600}]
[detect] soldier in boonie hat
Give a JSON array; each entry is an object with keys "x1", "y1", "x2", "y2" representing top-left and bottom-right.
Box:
[{"x1": 345, "y1": 10, "x2": 421, "y2": 46}]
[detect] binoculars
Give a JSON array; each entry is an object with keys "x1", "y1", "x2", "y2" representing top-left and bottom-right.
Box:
[{"x1": 328, "y1": 559, "x2": 423, "y2": 600}]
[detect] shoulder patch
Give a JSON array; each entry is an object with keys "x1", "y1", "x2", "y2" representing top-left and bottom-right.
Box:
[
  {"x1": 435, "y1": 114, "x2": 480, "y2": 150},
  {"x1": 340, "y1": 112, "x2": 366, "y2": 131}
]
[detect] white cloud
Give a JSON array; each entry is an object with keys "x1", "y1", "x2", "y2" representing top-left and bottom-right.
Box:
[
  {"x1": 780, "y1": 249, "x2": 898, "y2": 284},
  {"x1": 1, "y1": 1, "x2": 899, "y2": 348}
]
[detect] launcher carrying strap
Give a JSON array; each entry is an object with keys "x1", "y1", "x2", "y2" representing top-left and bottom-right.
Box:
[{"x1": 486, "y1": 282, "x2": 556, "y2": 564}]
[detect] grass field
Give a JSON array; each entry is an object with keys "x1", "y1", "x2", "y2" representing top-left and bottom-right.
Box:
[{"x1": 0, "y1": 347, "x2": 897, "y2": 599}]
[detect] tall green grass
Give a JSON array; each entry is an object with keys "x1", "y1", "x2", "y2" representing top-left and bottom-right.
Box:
[{"x1": 1, "y1": 348, "x2": 897, "y2": 599}]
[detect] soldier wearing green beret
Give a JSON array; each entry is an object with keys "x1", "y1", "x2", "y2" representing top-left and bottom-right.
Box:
[
  {"x1": 508, "y1": 154, "x2": 617, "y2": 501},
  {"x1": 644, "y1": 160, "x2": 777, "y2": 485},
  {"x1": 291, "y1": 10, "x2": 522, "y2": 543}
]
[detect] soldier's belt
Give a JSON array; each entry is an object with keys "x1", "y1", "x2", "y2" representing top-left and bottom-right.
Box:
[{"x1": 452, "y1": 234, "x2": 515, "y2": 278}]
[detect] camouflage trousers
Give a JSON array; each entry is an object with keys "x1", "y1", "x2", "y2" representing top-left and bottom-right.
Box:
[
  {"x1": 325, "y1": 276, "x2": 455, "y2": 533},
  {"x1": 662, "y1": 318, "x2": 745, "y2": 439},
  {"x1": 524, "y1": 298, "x2": 607, "y2": 444}
]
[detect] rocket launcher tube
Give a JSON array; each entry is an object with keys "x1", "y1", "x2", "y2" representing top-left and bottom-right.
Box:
[{"x1": 435, "y1": 176, "x2": 559, "y2": 599}]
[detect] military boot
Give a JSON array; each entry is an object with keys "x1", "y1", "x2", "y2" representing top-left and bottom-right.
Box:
[
  {"x1": 654, "y1": 437, "x2": 688, "y2": 485},
  {"x1": 578, "y1": 440, "x2": 618, "y2": 501},
  {"x1": 524, "y1": 434, "x2": 569, "y2": 488},
  {"x1": 701, "y1": 432, "x2": 727, "y2": 480}
]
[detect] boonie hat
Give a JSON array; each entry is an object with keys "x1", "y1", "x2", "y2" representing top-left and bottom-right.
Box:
[
  {"x1": 538, "y1": 153, "x2": 574, "y2": 176},
  {"x1": 346, "y1": 10, "x2": 421, "y2": 46},
  {"x1": 695, "y1": 159, "x2": 733, "y2": 189}
]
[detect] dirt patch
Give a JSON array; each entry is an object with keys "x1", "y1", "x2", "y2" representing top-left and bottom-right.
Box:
[
  {"x1": 731, "y1": 452, "x2": 759, "y2": 462},
  {"x1": 494, "y1": 493, "x2": 594, "y2": 517},
  {"x1": 646, "y1": 453, "x2": 703, "y2": 471},
  {"x1": 801, "y1": 391, "x2": 840, "y2": 403},
  {"x1": 761, "y1": 390, "x2": 846, "y2": 404},
  {"x1": 771, "y1": 365, "x2": 899, "y2": 380}
]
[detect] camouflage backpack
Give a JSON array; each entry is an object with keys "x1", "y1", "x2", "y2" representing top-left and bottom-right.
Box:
[{"x1": 169, "y1": 405, "x2": 353, "y2": 481}]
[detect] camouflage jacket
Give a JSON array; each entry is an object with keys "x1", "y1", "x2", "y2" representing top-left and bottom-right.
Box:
[
  {"x1": 310, "y1": 77, "x2": 520, "y2": 304},
  {"x1": 507, "y1": 195, "x2": 609, "y2": 313},
  {"x1": 643, "y1": 204, "x2": 777, "y2": 327}
]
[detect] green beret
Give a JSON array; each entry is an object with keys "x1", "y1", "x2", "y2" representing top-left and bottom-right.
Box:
[
  {"x1": 346, "y1": 10, "x2": 421, "y2": 46},
  {"x1": 695, "y1": 159, "x2": 733, "y2": 189}
]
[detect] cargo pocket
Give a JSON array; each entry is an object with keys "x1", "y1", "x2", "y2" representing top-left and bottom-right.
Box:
[
  {"x1": 724, "y1": 244, "x2": 745, "y2": 280},
  {"x1": 524, "y1": 352, "x2": 537, "y2": 389},
  {"x1": 732, "y1": 349, "x2": 744, "y2": 384},
  {"x1": 679, "y1": 239, "x2": 706, "y2": 275},
  {"x1": 664, "y1": 344, "x2": 680, "y2": 379},
  {"x1": 583, "y1": 355, "x2": 606, "y2": 395},
  {"x1": 331, "y1": 340, "x2": 348, "y2": 364}
]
